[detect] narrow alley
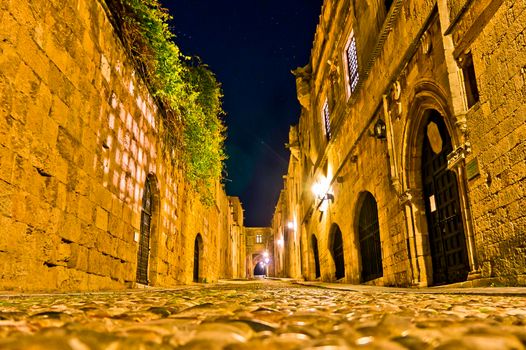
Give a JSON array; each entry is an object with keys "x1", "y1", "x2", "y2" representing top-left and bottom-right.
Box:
[{"x1": 0, "y1": 280, "x2": 525, "y2": 349}]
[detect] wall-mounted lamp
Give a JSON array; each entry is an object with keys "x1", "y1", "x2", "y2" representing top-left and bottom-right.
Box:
[
  {"x1": 312, "y1": 178, "x2": 334, "y2": 212},
  {"x1": 373, "y1": 119, "x2": 387, "y2": 140}
]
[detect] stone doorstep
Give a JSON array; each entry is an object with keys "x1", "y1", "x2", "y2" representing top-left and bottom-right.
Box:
[{"x1": 293, "y1": 281, "x2": 526, "y2": 296}]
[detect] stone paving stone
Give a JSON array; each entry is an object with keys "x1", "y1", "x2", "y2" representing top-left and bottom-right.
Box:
[{"x1": 0, "y1": 280, "x2": 525, "y2": 349}]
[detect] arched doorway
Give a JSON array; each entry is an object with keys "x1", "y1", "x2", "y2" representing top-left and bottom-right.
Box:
[
  {"x1": 329, "y1": 224, "x2": 345, "y2": 280},
  {"x1": 136, "y1": 175, "x2": 154, "y2": 285},
  {"x1": 193, "y1": 234, "x2": 204, "y2": 283},
  {"x1": 422, "y1": 111, "x2": 469, "y2": 285},
  {"x1": 357, "y1": 192, "x2": 383, "y2": 282},
  {"x1": 254, "y1": 262, "x2": 265, "y2": 276},
  {"x1": 311, "y1": 234, "x2": 321, "y2": 279}
]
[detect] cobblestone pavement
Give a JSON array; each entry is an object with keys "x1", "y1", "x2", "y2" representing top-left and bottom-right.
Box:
[{"x1": 0, "y1": 280, "x2": 525, "y2": 350}]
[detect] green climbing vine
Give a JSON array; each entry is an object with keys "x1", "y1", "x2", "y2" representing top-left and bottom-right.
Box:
[{"x1": 106, "y1": 0, "x2": 226, "y2": 205}]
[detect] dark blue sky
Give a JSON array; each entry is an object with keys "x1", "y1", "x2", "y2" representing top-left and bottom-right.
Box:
[{"x1": 163, "y1": 1, "x2": 323, "y2": 226}]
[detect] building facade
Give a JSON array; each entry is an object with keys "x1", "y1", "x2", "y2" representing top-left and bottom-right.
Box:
[
  {"x1": 272, "y1": 0, "x2": 526, "y2": 286},
  {"x1": 245, "y1": 227, "x2": 274, "y2": 278},
  {"x1": 0, "y1": 0, "x2": 245, "y2": 290}
]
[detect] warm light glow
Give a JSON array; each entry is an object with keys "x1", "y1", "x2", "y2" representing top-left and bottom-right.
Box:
[
  {"x1": 264, "y1": 258, "x2": 270, "y2": 264},
  {"x1": 312, "y1": 176, "x2": 331, "y2": 199},
  {"x1": 263, "y1": 251, "x2": 269, "y2": 258},
  {"x1": 287, "y1": 221, "x2": 294, "y2": 230},
  {"x1": 277, "y1": 238, "x2": 284, "y2": 247}
]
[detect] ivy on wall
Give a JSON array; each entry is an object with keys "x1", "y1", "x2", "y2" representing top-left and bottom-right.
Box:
[{"x1": 106, "y1": 0, "x2": 226, "y2": 205}]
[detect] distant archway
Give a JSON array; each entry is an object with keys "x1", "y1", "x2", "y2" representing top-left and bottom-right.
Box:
[
  {"x1": 193, "y1": 234, "x2": 204, "y2": 283},
  {"x1": 311, "y1": 234, "x2": 321, "y2": 279},
  {"x1": 329, "y1": 224, "x2": 345, "y2": 280},
  {"x1": 254, "y1": 262, "x2": 265, "y2": 276}
]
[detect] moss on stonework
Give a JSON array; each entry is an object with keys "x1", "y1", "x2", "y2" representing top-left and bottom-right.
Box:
[{"x1": 106, "y1": 0, "x2": 226, "y2": 205}]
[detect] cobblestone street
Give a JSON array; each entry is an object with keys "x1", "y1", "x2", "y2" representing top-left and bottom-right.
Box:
[{"x1": 0, "y1": 280, "x2": 525, "y2": 349}]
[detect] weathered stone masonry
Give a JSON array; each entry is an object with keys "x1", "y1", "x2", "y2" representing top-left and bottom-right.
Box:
[
  {"x1": 273, "y1": 0, "x2": 525, "y2": 287},
  {"x1": 0, "y1": 0, "x2": 244, "y2": 291}
]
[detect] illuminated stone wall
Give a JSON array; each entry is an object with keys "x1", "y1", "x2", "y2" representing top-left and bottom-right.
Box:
[
  {"x1": 273, "y1": 0, "x2": 525, "y2": 286},
  {"x1": 0, "y1": 0, "x2": 243, "y2": 290}
]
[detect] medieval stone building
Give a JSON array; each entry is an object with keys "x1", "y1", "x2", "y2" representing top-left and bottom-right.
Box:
[
  {"x1": 245, "y1": 227, "x2": 274, "y2": 278},
  {"x1": 272, "y1": 0, "x2": 525, "y2": 286},
  {"x1": 0, "y1": 0, "x2": 247, "y2": 290}
]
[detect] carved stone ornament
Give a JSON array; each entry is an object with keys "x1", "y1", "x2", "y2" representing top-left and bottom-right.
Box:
[
  {"x1": 447, "y1": 142, "x2": 472, "y2": 170},
  {"x1": 392, "y1": 81, "x2": 402, "y2": 101},
  {"x1": 421, "y1": 31, "x2": 432, "y2": 55},
  {"x1": 398, "y1": 190, "x2": 413, "y2": 206},
  {"x1": 455, "y1": 113, "x2": 468, "y2": 135},
  {"x1": 427, "y1": 121, "x2": 443, "y2": 154}
]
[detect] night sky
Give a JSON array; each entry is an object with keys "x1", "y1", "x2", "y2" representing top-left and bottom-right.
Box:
[{"x1": 162, "y1": 1, "x2": 323, "y2": 226}]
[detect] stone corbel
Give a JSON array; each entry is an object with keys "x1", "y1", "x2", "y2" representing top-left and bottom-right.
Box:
[
  {"x1": 292, "y1": 66, "x2": 312, "y2": 111},
  {"x1": 447, "y1": 142, "x2": 471, "y2": 170},
  {"x1": 398, "y1": 190, "x2": 413, "y2": 206},
  {"x1": 455, "y1": 113, "x2": 468, "y2": 136},
  {"x1": 327, "y1": 59, "x2": 340, "y2": 85}
]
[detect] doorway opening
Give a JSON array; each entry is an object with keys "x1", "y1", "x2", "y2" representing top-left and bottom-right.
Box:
[
  {"x1": 329, "y1": 224, "x2": 345, "y2": 280},
  {"x1": 421, "y1": 111, "x2": 469, "y2": 285},
  {"x1": 193, "y1": 234, "x2": 204, "y2": 283}
]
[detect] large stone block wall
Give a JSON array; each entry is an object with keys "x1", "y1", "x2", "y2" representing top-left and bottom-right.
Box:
[
  {"x1": 0, "y1": 0, "x2": 240, "y2": 291},
  {"x1": 455, "y1": 0, "x2": 526, "y2": 283}
]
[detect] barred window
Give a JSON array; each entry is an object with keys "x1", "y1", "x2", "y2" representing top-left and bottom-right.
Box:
[
  {"x1": 346, "y1": 34, "x2": 359, "y2": 94},
  {"x1": 323, "y1": 100, "x2": 331, "y2": 140}
]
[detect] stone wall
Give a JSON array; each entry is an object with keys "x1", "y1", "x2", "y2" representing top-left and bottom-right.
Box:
[
  {"x1": 448, "y1": 0, "x2": 526, "y2": 284},
  {"x1": 0, "y1": 0, "x2": 243, "y2": 291},
  {"x1": 272, "y1": 0, "x2": 525, "y2": 286}
]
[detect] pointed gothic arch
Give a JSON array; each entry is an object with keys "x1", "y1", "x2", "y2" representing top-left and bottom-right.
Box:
[{"x1": 401, "y1": 83, "x2": 476, "y2": 286}]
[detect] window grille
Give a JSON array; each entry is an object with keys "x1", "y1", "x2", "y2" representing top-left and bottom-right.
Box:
[
  {"x1": 323, "y1": 100, "x2": 331, "y2": 140},
  {"x1": 346, "y1": 35, "x2": 359, "y2": 94}
]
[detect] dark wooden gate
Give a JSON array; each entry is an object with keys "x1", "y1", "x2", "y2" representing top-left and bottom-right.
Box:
[
  {"x1": 358, "y1": 192, "x2": 383, "y2": 282},
  {"x1": 422, "y1": 113, "x2": 469, "y2": 285},
  {"x1": 331, "y1": 225, "x2": 345, "y2": 280},
  {"x1": 136, "y1": 178, "x2": 153, "y2": 285},
  {"x1": 193, "y1": 235, "x2": 202, "y2": 282},
  {"x1": 311, "y1": 234, "x2": 321, "y2": 279}
]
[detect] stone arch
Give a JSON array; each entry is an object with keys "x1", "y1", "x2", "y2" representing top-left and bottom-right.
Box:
[
  {"x1": 355, "y1": 191, "x2": 383, "y2": 283},
  {"x1": 136, "y1": 173, "x2": 160, "y2": 286},
  {"x1": 252, "y1": 253, "x2": 266, "y2": 277},
  {"x1": 401, "y1": 82, "x2": 476, "y2": 286},
  {"x1": 193, "y1": 233, "x2": 204, "y2": 283},
  {"x1": 328, "y1": 223, "x2": 345, "y2": 280}
]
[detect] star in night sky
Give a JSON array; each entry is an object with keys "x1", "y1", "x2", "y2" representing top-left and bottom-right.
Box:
[{"x1": 161, "y1": 1, "x2": 323, "y2": 226}]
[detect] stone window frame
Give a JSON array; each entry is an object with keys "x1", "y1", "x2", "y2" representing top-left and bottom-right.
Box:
[
  {"x1": 344, "y1": 31, "x2": 360, "y2": 98},
  {"x1": 458, "y1": 51, "x2": 480, "y2": 110}
]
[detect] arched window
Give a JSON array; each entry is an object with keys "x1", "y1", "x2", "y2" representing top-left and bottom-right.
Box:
[{"x1": 358, "y1": 192, "x2": 383, "y2": 282}]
